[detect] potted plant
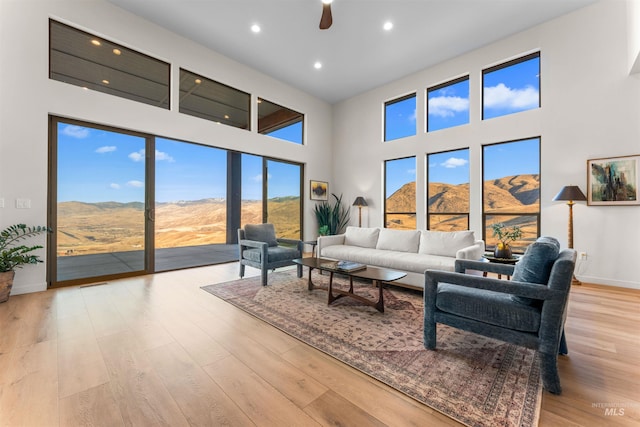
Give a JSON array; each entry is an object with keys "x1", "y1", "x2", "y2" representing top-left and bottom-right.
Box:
[
  {"x1": 0, "y1": 224, "x2": 50, "y2": 303},
  {"x1": 491, "y1": 222, "x2": 523, "y2": 259},
  {"x1": 314, "y1": 193, "x2": 350, "y2": 236}
]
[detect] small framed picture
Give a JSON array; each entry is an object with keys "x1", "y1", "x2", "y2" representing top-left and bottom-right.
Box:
[
  {"x1": 310, "y1": 180, "x2": 328, "y2": 201},
  {"x1": 587, "y1": 155, "x2": 640, "y2": 205}
]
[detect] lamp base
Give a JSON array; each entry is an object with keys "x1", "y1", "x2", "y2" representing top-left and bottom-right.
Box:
[{"x1": 571, "y1": 274, "x2": 581, "y2": 286}]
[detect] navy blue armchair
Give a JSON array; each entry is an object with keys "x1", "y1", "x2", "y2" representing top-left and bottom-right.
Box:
[
  {"x1": 238, "y1": 223, "x2": 303, "y2": 286},
  {"x1": 424, "y1": 237, "x2": 576, "y2": 394}
]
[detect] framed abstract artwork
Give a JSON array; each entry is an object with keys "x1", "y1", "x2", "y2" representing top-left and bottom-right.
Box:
[
  {"x1": 310, "y1": 180, "x2": 328, "y2": 201},
  {"x1": 587, "y1": 155, "x2": 640, "y2": 205}
]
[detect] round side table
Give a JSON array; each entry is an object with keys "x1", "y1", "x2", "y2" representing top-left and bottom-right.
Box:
[{"x1": 483, "y1": 255, "x2": 521, "y2": 280}]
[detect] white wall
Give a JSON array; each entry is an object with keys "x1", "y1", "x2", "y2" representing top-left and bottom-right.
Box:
[
  {"x1": 0, "y1": 0, "x2": 333, "y2": 294},
  {"x1": 332, "y1": 0, "x2": 640, "y2": 289}
]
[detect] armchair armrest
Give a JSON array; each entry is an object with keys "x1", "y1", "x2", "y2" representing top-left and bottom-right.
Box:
[
  {"x1": 455, "y1": 259, "x2": 515, "y2": 277},
  {"x1": 426, "y1": 269, "x2": 561, "y2": 301},
  {"x1": 277, "y1": 238, "x2": 304, "y2": 254},
  {"x1": 239, "y1": 239, "x2": 268, "y2": 250}
]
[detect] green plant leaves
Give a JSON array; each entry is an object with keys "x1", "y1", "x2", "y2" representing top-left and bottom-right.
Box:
[
  {"x1": 314, "y1": 193, "x2": 350, "y2": 236},
  {"x1": 0, "y1": 224, "x2": 51, "y2": 272}
]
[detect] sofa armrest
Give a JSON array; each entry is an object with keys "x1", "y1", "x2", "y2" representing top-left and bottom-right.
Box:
[
  {"x1": 456, "y1": 240, "x2": 485, "y2": 260},
  {"x1": 317, "y1": 234, "x2": 345, "y2": 257}
]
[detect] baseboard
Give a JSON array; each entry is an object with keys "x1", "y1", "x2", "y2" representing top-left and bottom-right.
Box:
[
  {"x1": 10, "y1": 281, "x2": 48, "y2": 295},
  {"x1": 576, "y1": 275, "x2": 640, "y2": 290}
]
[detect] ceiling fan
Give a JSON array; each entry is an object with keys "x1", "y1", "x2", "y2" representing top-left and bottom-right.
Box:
[{"x1": 319, "y1": 0, "x2": 333, "y2": 30}]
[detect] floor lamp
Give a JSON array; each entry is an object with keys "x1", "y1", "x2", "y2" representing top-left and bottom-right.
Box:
[
  {"x1": 553, "y1": 185, "x2": 587, "y2": 285},
  {"x1": 352, "y1": 197, "x2": 368, "y2": 227}
]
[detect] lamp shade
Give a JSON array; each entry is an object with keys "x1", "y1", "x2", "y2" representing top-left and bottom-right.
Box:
[
  {"x1": 553, "y1": 186, "x2": 586, "y2": 202},
  {"x1": 352, "y1": 196, "x2": 368, "y2": 207}
]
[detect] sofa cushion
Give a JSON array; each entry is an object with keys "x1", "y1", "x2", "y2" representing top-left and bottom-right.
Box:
[
  {"x1": 419, "y1": 230, "x2": 475, "y2": 257},
  {"x1": 511, "y1": 236, "x2": 560, "y2": 305},
  {"x1": 437, "y1": 283, "x2": 541, "y2": 332},
  {"x1": 376, "y1": 229, "x2": 420, "y2": 253},
  {"x1": 344, "y1": 226, "x2": 379, "y2": 248},
  {"x1": 244, "y1": 223, "x2": 278, "y2": 247}
]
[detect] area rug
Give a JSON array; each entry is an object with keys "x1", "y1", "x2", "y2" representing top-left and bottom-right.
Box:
[{"x1": 201, "y1": 269, "x2": 541, "y2": 427}]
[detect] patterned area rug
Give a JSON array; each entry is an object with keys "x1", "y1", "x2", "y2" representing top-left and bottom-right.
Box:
[{"x1": 201, "y1": 269, "x2": 541, "y2": 427}]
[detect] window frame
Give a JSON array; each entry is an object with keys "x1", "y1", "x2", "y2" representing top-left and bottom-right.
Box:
[
  {"x1": 426, "y1": 75, "x2": 470, "y2": 133},
  {"x1": 481, "y1": 51, "x2": 541, "y2": 121},
  {"x1": 481, "y1": 137, "x2": 541, "y2": 252},
  {"x1": 383, "y1": 93, "x2": 417, "y2": 142},
  {"x1": 383, "y1": 156, "x2": 417, "y2": 229},
  {"x1": 426, "y1": 148, "x2": 470, "y2": 231}
]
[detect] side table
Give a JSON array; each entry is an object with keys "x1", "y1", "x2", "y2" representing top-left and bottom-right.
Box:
[
  {"x1": 483, "y1": 255, "x2": 521, "y2": 280},
  {"x1": 303, "y1": 240, "x2": 318, "y2": 257}
]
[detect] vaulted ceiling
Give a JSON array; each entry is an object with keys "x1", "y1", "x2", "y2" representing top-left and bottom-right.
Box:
[{"x1": 107, "y1": 0, "x2": 597, "y2": 104}]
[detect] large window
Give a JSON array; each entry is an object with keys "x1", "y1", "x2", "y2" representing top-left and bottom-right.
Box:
[
  {"x1": 427, "y1": 149, "x2": 470, "y2": 231},
  {"x1": 258, "y1": 98, "x2": 304, "y2": 144},
  {"x1": 49, "y1": 20, "x2": 170, "y2": 109},
  {"x1": 384, "y1": 94, "x2": 417, "y2": 141},
  {"x1": 384, "y1": 157, "x2": 416, "y2": 229},
  {"x1": 483, "y1": 52, "x2": 540, "y2": 120},
  {"x1": 179, "y1": 69, "x2": 250, "y2": 129},
  {"x1": 427, "y1": 77, "x2": 469, "y2": 132},
  {"x1": 483, "y1": 138, "x2": 540, "y2": 252}
]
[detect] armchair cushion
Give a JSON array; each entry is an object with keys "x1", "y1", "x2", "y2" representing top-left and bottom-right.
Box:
[
  {"x1": 437, "y1": 283, "x2": 541, "y2": 332},
  {"x1": 242, "y1": 246, "x2": 300, "y2": 263},
  {"x1": 244, "y1": 223, "x2": 278, "y2": 247},
  {"x1": 511, "y1": 236, "x2": 560, "y2": 305}
]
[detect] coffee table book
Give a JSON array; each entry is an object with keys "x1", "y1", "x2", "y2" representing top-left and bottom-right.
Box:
[{"x1": 320, "y1": 260, "x2": 367, "y2": 272}]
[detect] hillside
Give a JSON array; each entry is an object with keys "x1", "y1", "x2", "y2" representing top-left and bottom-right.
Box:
[{"x1": 57, "y1": 197, "x2": 300, "y2": 256}]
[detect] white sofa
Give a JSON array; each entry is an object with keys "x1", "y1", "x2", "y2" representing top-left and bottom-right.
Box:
[{"x1": 317, "y1": 226, "x2": 485, "y2": 290}]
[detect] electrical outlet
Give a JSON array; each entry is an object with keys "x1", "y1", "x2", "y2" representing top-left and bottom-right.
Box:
[
  {"x1": 579, "y1": 252, "x2": 587, "y2": 260},
  {"x1": 16, "y1": 198, "x2": 31, "y2": 209}
]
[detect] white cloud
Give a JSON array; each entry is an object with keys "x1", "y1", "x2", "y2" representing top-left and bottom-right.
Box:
[
  {"x1": 484, "y1": 83, "x2": 539, "y2": 110},
  {"x1": 110, "y1": 183, "x2": 120, "y2": 189},
  {"x1": 128, "y1": 149, "x2": 174, "y2": 162},
  {"x1": 407, "y1": 168, "x2": 416, "y2": 176},
  {"x1": 428, "y1": 96, "x2": 469, "y2": 118},
  {"x1": 61, "y1": 125, "x2": 89, "y2": 139},
  {"x1": 155, "y1": 149, "x2": 174, "y2": 162},
  {"x1": 127, "y1": 180, "x2": 144, "y2": 188},
  {"x1": 128, "y1": 150, "x2": 145, "y2": 162},
  {"x1": 441, "y1": 157, "x2": 468, "y2": 168},
  {"x1": 96, "y1": 146, "x2": 116, "y2": 154},
  {"x1": 252, "y1": 174, "x2": 263, "y2": 182}
]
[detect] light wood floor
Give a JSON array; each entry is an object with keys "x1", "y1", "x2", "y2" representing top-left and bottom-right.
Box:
[{"x1": 0, "y1": 263, "x2": 638, "y2": 426}]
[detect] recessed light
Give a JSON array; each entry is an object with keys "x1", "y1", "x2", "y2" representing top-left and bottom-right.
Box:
[
  {"x1": 224, "y1": 114, "x2": 230, "y2": 119},
  {"x1": 112, "y1": 48, "x2": 121, "y2": 55},
  {"x1": 322, "y1": 0, "x2": 333, "y2": 4},
  {"x1": 195, "y1": 78, "x2": 202, "y2": 84},
  {"x1": 251, "y1": 24, "x2": 261, "y2": 33},
  {"x1": 314, "y1": 61, "x2": 322, "y2": 70},
  {"x1": 91, "y1": 39, "x2": 101, "y2": 46},
  {"x1": 102, "y1": 79, "x2": 109, "y2": 85},
  {"x1": 383, "y1": 21, "x2": 393, "y2": 31}
]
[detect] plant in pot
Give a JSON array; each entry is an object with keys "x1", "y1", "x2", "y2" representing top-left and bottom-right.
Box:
[
  {"x1": 491, "y1": 223, "x2": 523, "y2": 259},
  {"x1": 0, "y1": 224, "x2": 51, "y2": 303},
  {"x1": 314, "y1": 193, "x2": 350, "y2": 236}
]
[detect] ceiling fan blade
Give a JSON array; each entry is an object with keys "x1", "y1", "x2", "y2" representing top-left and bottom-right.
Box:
[{"x1": 319, "y1": 3, "x2": 333, "y2": 30}]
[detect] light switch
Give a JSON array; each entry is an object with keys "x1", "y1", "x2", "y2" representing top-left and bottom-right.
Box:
[{"x1": 16, "y1": 198, "x2": 31, "y2": 209}]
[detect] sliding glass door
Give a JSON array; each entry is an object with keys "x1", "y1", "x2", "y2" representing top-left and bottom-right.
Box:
[
  {"x1": 266, "y1": 159, "x2": 302, "y2": 239},
  {"x1": 51, "y1": 118, "x2": 151, "y2": 284}
]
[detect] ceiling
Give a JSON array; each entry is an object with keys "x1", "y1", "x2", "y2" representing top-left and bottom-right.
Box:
[{"x1": 106, "y1": 0, "x2": 597, "y2": 104}]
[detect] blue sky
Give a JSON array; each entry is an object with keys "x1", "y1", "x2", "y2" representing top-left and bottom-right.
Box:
[
  {"x1": 264, "y1": 120, "x2": 303, "y2": 144},
  {"x1": 385, "y1": 96, "x2": 416, "y2": 141},
  {"x1": 428, "y1": 79, "x2": 469, "y2": 132},
  {"x1": 483, "y1": 138, "x2": 540, "y2": 180},
  {"x1": 386, "y1": 157, "x2": 416, "y2": 198},
  {"x1": 57, "y1": 123, "x2": 300, "y2": 203},
  {"x1": 428, "y1": 149, "x2": 469, "y2": 185},
  {"x1": 483, "y1": 55, "x2": 540, "y2": 119}
]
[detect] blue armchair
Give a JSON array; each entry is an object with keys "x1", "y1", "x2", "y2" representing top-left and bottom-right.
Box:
[
  {"x1": 424, "y1": 236, "x2": 576, "y2": 394},
  {"x1": 238, "y1": 223, "x2": 303, "y2": 286}
]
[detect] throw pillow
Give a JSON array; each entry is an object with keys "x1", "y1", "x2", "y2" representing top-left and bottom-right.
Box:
[
  {"x1": 244, "y1": 223, "x2": 278, "y2": 247},
  {"x1": 511, "y1": 236, "x2": 560, "y2": 305}
]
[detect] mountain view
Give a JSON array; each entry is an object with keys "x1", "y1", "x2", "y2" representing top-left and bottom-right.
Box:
[
  {"x1": 386, "y1": 174, "x2": 539, "y2": 245},
  {"x1": 57, "y1": 197, "x2": 300, "y2": 257}
]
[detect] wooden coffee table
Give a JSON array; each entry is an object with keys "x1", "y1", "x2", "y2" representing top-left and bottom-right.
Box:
[{"x1": 293, "y1": 257, "x2": 406, "y2": 313}]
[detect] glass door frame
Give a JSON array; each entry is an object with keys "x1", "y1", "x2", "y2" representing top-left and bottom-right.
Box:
[
  {"x1": 47, "y1": 116, "x2": 155, "y2": 287},
  {"x1": 262, "y1": 156, "x2": 304, "y2": 240}
]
